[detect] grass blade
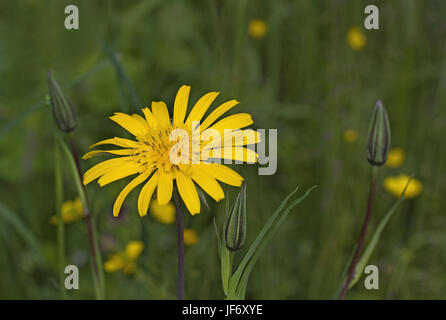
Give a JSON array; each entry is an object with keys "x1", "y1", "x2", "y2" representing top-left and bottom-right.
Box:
[
  {"x1": 228, "y1": 186, "x2": 316, "y2": 299},
  {"x1": 348, "y1": 176, "x2": 413, "y2": 289}
]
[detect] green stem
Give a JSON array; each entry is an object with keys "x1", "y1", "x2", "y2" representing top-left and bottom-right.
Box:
[
  {"x1": 59, "y1": 134, "x2": 105, "y2": 299},
  {"x1": 338, "y1": 167, "x2": 378, "y2": 299},
  {"x1": 173, "y1": 189, "x2": 185, "y2": 300},
  {"x1": 54, "y1": 134, "x2": 66, "y2": 299}
]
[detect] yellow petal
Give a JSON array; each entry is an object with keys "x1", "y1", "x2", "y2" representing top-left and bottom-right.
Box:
[
  {"x1": 173, "y1": 85, "x2": 190, "y2": 127},
  {"x1": 151, "y1": 101, "x2": 171, "y2": 128},
  {"x1": 104, "y1": 254, "x2": 124, "y2": 273},
  {"x1": 97, "y1": 162, "x2": 144, "y2": 187},
  {"x1": 132, "y1": 114, "x2": 149, "y2": 128},
  {"x1": 175, "y1": 170, "x2": 200, "y2": 215},
  {"x1": 142, "y1": 107, "x2": 158, "y2": 129},
  {"x1": 157, "y1": 172, "x2": 173, "y2": 205},
  {"x1": 185, "y1": 91, "x2": 219, "y2": 128},
  {"x1": 203, "y1": 129, "x2": 260, "y2": 150},
  {"x1": 82, "y1": 149, "x2": 134, "y2": 160},
  {"x1": 137, "y1": 174, "x2": 159, "y2": 217},
  {"x1": 200, "y1": 100, "x2": 239, "y2": 131},
  {"x1": 198, "y1": 163, "x2": 243, "y2": 187},
  {"x1": 83, "y1": 157, "x2": 132, "y2": 185},
  {"x1": 206, "y1": 147, "x2": 258, "y2": 163},
  {"x1": 110, "y1": 112, "x2": 148, "y2": 137},
  {"x1": 89, "y1": 137, "x2": 139, "y2": 149},
  {"x1": 202, "y1": 113, "x2": 253, "y2": 139},
  {"x1": 191, "y1": 169, "x2": 224, "y2": 201},
  {"x1": 125, "y1": 241, "x2": 144, "y2": 260},
  {"x1": 113, "y1": 172, "x2": 149, "y2": 217}
]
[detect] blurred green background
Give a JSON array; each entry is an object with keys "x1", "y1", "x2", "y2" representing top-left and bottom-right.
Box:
[{"x1": 1, "y1": 0, "x2": 446, "y2": 299}]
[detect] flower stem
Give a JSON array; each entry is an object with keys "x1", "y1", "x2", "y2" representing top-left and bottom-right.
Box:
[
  {"x1": 338, "y1": 167, "x2": 378, "y2": 299},
  {"x1": 68, "y1": 134, "x2": 105, "y2": 299},
  {"x1": 54, "y1": 134, "x2": 66, "y2": 299},
  {"x1": 173, "y1": 189, "x2": 185, "y2": 300}
]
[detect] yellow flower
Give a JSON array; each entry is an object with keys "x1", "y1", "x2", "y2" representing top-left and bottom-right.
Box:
[
  {"x1": 385, "y1": 148, "x2": 405, "y2": 168},
  {"x1": 248, "y1": 19, "x2": 267, "y2": 38},
  {"x1": 50, "y1": 197, "x2": 84, "y2": 225},
  {"x1": 347, "y1": 26, "x2": 366, "y2": 50},
  {"x1": 104, "y1": 240, "x2": 144, "y2": 274},
  {"x1": 151, "y1": 201, "x2": 176, "y2": 224},
  {"x1": 343, "y1": 129, "x2": 358, "y2": 144},
  {"x1": 83, "y1": 85, "x2": 260, "y2": 216},
  {"x1": 184, "y1": 229, "x2": 199, "y2": 246},
  {"x1": 383, "y1": 174, "x2": 423, "y2": 199}
]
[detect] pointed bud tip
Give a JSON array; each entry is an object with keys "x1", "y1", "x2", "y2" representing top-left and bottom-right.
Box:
[{"x1": 47, "y1": 72, "x2": 77, "y2": 133}]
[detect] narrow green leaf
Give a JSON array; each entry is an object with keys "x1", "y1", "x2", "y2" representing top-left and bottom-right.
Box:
[
  {"x1": 0, "y1": 202, "x2": 43, "y2": 263},
  {"x1": 227, "y1": 186, "x2": 316, "y2": 299},
  {"x1": 348, "y1": 176, "x2": 413, "y2": 289},
  {"x1": 104, "y1": 43, "x2": 141, "y2": 110}
]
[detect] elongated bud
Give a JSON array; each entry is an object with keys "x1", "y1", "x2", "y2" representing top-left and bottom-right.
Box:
[
  {"x1": 224, "y1": 184, "x2": 247, "y2": 251},
  {"x1": 47, "y1": 71, "x2": 77, "y2": 133},
  {"x1": 366, "y1": 100, "x2": 391, "y2": 166}
]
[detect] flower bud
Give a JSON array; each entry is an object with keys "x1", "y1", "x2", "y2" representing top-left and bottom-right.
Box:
[
  {"x1": 366, "y1": 100, "x2": 391, "y2": 166},
  {"x1": 47, "y1": 71, "x2": 77, "y2": 133},
  {"x1": 224, "y1": 184, "x2": 247, "y2": 251}
]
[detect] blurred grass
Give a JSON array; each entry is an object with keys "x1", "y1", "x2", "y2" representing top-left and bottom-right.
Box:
[{"x1": 1, "y1": 0, "x2": 446, "y2": 299}]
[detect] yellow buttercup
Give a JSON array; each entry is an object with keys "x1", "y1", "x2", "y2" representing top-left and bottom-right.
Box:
[
  {"x1": 183, "y1": 229, "x2": 199, "y2": 246},
  {"x1": 383, "y1": 174, "x2": 422, "y2": 199},
  {"x1": 385, "y1": 148, "x2": 405, "y2": 168},
  {"x1": 50, "y1": 197, "x2": 84, "y2": 225},
  {"x1": 347, "y1": 26, "x2": 366, "y2": 50},
  {"x1": 104, "y1": 241, "x2": 144, "y2": 275},
  {"x1": 151, "y1": 201, "x2": 176, "y2": 224}
]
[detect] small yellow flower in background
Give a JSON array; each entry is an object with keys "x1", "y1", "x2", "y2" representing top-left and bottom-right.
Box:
[
  {"x1": 104, "y1": 240, "x2": 144, "y2": 275},
  {"x1": 343, "y1": 129, "x2": 358, "y2": 144},
  {"x1": 83, "y1": 85, "x2": 259, "y2": 217},
  {"x1": 385, "y1": 148, "x2": 405, "y2": 168},
  {"x1": 151, "y1": 201, "x2": 176, "y2": 224},
  {"x1": 383, "y1": 174, "x2": 423, "y2": 199},
  {"x1": 184, "y1": 229, "x2": 199, "y2": 246},
  {"x1": 347, "y1": 26, "x2": 366, "y2": 50},
  {"x1": 50, "y1": 197, "x2": 84, "y2": 225},
  {"x1": 248, "y1": 19, "x2": 267, "y2": 38}
]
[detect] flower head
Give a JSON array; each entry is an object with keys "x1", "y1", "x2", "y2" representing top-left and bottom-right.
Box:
[
  {"x1": 151, "y1": 201, "x2": 175, "y2": 224},
  {"x1": 103, "y1": 240, "x2": 144, "y2": 274},
  {"x1": 184, "y1": 229, "x2": 199, "y2": 246},
  {"x1": 248, "y1": 19, "x2": 267, "y2": 38},
  {"x1": 383, "y1": 174, "x2": 422, "y2": 199},
  {"x1": 50, "y1": 197, "x2": 84, "y2": 225},
  {"x1": 385, "y1": 148, "x2": 405, "y2": 168},
  {"x1": 83, "y1": 85, "x2": 260, "y2": 216},
  {"x1": 347, "y1": 26, "x2": 366, "y2": 51}
]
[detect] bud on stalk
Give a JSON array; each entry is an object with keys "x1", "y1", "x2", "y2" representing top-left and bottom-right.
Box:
[
  {"x1": 224, "y1": 184, "x2": 247, "y2": 251},
  {"x1": 366, "y1": 100, "x2": 390, "y2": 166},
  {"x1": 47, "y1": 71, "x2": 77, "y2": 133}
]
